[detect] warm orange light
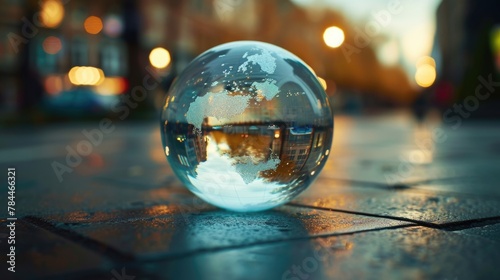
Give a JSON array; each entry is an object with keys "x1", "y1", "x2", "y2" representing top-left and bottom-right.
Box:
[
  {"x1": 149, "y1": 47, "x2": 171, "y2": 69},
  {"x1": 415, "y1": 64, "x2": 436, "y2": 88},
  {"x1": 94, "y1": 77, "x2": 128, "y2": 95},
  {"x1": 323, "y1": 26, "x2": 345, "y2": 48},
  {"x1": 42, "y1": 36, "x2": 62, "y2": 54},
  {"x1": 44, "y1": 75, "x2": 63, "y2": 95},
  {"x1": 84, "y1": 16, "x2": 103, "y2": 35},
  {"x1": 40, "y1": 0, "x2": 65, "y2": 28},
  {"x1": 68, "y1": 66, "x2": 105, "y2": 86}
]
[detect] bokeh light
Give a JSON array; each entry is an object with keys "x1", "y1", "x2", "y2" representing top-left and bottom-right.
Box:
[
  {"x1": 323, "y1": 26, "x2": 345, "y2": 48},
  {"x1": 149, "y1": 47, "x2": 171, "y2": 69},
  {"x1": 68, "y1": 66, "x2": 105, "y2": 86},
  {"x1": 492, "y1": 27, "x2": 500, "y2": 52},
  {"x1": 492, "y1": 26, "x2": 500, "y2": 70},
  {"x1": 40, "y1": 0, "x2": 65, "y2": 28},
  {"x1": 94, "y1": 77, "x2": 128, "y2": 95},
  {"x1": 44, "y1": 75, "x2": 63, "y2": 95},
  {"x1": 415, "y1": 64, "x2": 436, "y2": 88},
  {"x1": 84, "y1": 16, "x2": 103, "y2": 35},
  {"x1": 42, "y1": 36, "x2": 62, "y2": 54},
  {"x1": 103, "y1": 15, "x2": 124, "y2": 37}
]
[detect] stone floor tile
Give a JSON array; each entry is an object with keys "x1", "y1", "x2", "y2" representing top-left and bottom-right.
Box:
[
  {"x1": 412, "y1": 176, "x2": 500, "y2": 198},
  {"x1": 294, "y1": 177, "x2": 500, "y2": 225},
  {"x1": 454, "y1": 222, "x2": 500, "y2": 243},
  {"x1": 45, "y1": 206, "x2": 410, "y2": 261},
  {"x1": 8, "y1": 178, "x2": 193, "y2": 218},
  {"x1": 0, "y1": 220, "x2": 112, "y2": 279},
  {"x1": 142, "y1": 226, "x2": 500, "y2": 280},
  {"x1": 321, "y1": 157, "x2": 459, "y2": 186}
]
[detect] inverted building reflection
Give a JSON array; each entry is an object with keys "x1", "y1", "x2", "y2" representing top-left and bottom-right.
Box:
[{"x1": 165, "y1": 118, "x2": 329, "y2": 185}]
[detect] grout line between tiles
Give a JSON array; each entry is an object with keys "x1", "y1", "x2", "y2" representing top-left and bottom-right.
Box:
[
  {"x1": 22, "y1": 215, "x2": 415, "y2": 263},
  {"x1": 287, "y1": 202, "x2": 441, "y2": 228},
  {"x1": 287, "y1": 202, "x2": 500, "y2": 231},
  {"x1": 121, "y1": 224, "x2": 417, "y2": 263}
]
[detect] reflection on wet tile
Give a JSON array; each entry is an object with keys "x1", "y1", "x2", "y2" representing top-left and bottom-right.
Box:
[
  {"x1": 144, "y1": 241, "x2": 322, "y2": 280},
  {"x1": 0, "y1": 220, "x2": 112, "y2": 279},
  {"x1": 38, "y1": 194, "x2": 215, "y2": 225},
  {"x1": 14, "y1": 179, "x2": 193, "y2": 218},
  {"x1": 146, "y1": 226, "x2": 500, "y2": 279},
  {"x1": 321, "y1": 158, "x2": 459, "y2": 185},
  {"x1": 296, "y1": 177, "x2": 500, "y2": 224},
  {"x1": 413, "y1": 176, "x2": 500, "y2": 198},
  {"x1": 321, "y1": 118, "x2": 500, "y2": 187},
  {"x1": 52, "y1": 206, "x2": 409, "y2": 260},
  {"x1": 41, "y1": 204, "x2": 192, "y2": 225}
]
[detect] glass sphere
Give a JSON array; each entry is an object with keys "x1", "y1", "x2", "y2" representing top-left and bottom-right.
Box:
[{"x1": 161, "y1": 41, "x2": 333, "y2": 212}]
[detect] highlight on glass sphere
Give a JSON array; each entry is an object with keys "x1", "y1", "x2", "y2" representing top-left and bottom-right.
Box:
[{"x1": 160, "y1": 41, "x2": 333, "y2": 212}]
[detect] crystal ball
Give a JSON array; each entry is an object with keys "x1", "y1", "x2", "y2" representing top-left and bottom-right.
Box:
[{"x1": 160, "y1": 41, "x2": 333, "y2": 212}]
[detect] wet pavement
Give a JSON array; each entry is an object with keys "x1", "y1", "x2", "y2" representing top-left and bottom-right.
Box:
[{"x1": 1, "y1": 112, "x2": 500, "y2": 279}]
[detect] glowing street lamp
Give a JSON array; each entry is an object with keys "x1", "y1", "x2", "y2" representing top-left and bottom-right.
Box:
[
  {"x1": 149, "y1": 47, "x2": 171, "y2": 69},
  {"x1": 415, "y1": 56, "x2": 436, "y2": 88},
  {"x1": 84, "y1": 16, "x2": 103, "y2": 35},
  {"x1": 323, "y1": 26, "x2": 345, "y2": 48},
  {"x1": 40, "y1": 0, "x2": 65, "y2": 28},
  {"x1": 68, "y1": 66, "x2": 105, "y2": 86},
  {"x1": 415, "y1": 65, "x2": 436, "y2": 88},
  {"x1": 42, "y1": 36, "x2": 62, "y2": 54}
]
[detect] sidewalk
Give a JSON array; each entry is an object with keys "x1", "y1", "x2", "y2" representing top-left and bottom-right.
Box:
[{"x1": 1, "y1": 112, "x2": 500, "y2": 279}]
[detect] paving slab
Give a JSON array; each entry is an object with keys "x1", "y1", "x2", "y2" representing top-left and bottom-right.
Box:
[
  {"x1": 412, "y1": 176, "x2": 500, "y2": 198},
  {"x1": 294, "y1": 176, "x2": 500, "y2": 225},
  {"x1": 141, "y1": 226, "x2": 500, "y2": 280},
  {"x1": 323, "y1": 115, "x2": 500, "y2": 186},
  {"x1": 454, "y1": 222, "x2": 500, "y2": 243},
  {"x1": 0, "y1": 220, "x2": 112, "y2": 280},
  {"x1": 320, "y1": 157, "x2": 459, "y2": 186},
  {"x1": 36, "y1": 205, "x2": 410, "y2": 261},
  {"x1": 321, "y1": 143, "x2": 500, "y2": 187},
  {"x1": 2, "y1": 175, "x2": 194, "y2": 219}
]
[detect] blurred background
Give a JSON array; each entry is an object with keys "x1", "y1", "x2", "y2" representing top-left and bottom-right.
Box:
[{"x1": 1, "y1": 0, "x2": 500, "y2": 123}]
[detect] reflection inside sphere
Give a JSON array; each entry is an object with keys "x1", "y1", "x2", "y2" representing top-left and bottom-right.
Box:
[{"x1": 161, "y1": 41, "x2": 333, "y2": 211}]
